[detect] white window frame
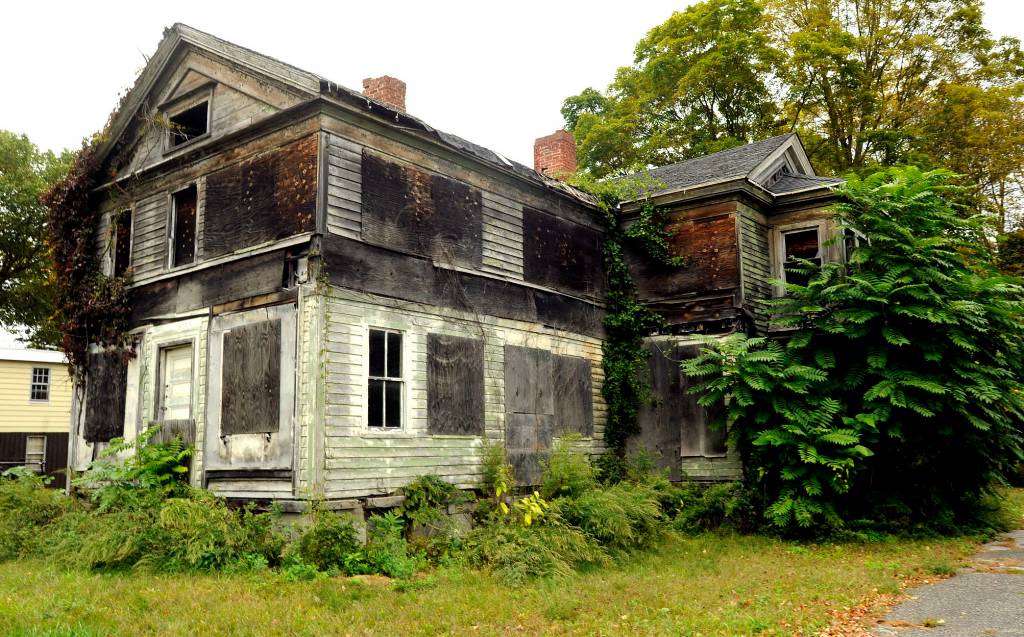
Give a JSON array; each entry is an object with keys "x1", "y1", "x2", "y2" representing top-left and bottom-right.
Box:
[
  {"x1": 29, "y1": 367, "x2": 50, "y2": 402},
  {"x1": 771, "y1": 220, "x2": 830, "y2": 297},
  {"x1": 154, "y1": 340, "x2": 196, "y2": 422},
  {"x1": 25, "y1": 435, "x2": 46, "y2": 473},
  {"x1": 365, "y1": 327, "x2": 406, "y2": 431},
  {"x1": 167, "y1": 183, "x2": 199, "y2": 270}
]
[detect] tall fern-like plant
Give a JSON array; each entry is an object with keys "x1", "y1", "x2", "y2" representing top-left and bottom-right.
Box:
[{"x1": 684, "y1": 167, "x2": 1024, "y2": 531}]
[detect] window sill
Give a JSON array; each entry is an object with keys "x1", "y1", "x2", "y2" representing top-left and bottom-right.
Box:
[{"x1": 163, "y1": 132, "x2": 211, "y2": 156}]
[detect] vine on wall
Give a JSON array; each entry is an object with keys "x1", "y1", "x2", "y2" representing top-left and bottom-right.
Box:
[
  {"x1": 42, "y1": 141, "x2": 133, "y2": 380},
  {"x1": 570, "y1": 177, "x2": 683, "y2": 453}
]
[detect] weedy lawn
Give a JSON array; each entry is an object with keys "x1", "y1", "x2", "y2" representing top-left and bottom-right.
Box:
[{"x1": 0, "y1": 531, "x2": 984, "y2": 637}]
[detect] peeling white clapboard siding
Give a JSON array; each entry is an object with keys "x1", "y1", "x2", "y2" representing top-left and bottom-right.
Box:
[{"x1": 318, "y1": 286, "x2": 605, "y2": 499}]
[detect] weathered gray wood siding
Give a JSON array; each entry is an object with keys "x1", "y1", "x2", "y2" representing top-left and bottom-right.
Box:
[
  {"x1": 737, "y1": 203, "x2": 772, "y2": 332},
  {"x1": 117, "y1": 49, "x2": 300, "y2": 178},
  {"x1": 318, "y1": 116, "x2": 600, "y2": 296},
  {"x1": 325, "y1": 133, "x2": 363, "y2": 239},
  {"x1": 319, "y1": 286, "x2": 605, "y2": 499},
  {"x1": 481, "y1": 191, "x2": 524, "y2": 279}
]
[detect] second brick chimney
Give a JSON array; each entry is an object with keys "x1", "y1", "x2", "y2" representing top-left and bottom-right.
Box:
[
  {"x1": 362, "y1": 75, "x2": 407, "y2": 112},
  {"x1": 534, "y1": 130, "x2": 576, "y2": 179}
]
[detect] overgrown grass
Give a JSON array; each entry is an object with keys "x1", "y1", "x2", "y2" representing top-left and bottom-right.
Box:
[{"x1": 0, "y1": 531, "x2": 985, "y2": 636}]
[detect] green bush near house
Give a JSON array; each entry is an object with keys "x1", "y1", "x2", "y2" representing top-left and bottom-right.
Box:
[{"x1": 683, "y1": 167, "x2": 1024, "y2": 533}]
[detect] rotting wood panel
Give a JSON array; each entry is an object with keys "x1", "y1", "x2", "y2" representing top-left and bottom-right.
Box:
[
  {"x1": 630, "y1": 340, "x2": 727, "y2": 480},
  {"x1": 220, "y1": 319, "x2": 282, "y2": 434},
  {"x1": 427, "y1": 333, "x2": 485, "y2": 435},
  {"x1": 150, "y1": 418, "x2": 196, "y2": 447},
  {"x1": 321, "y1": 233, "x2": 605, "y2": 338},
  {"x1": 203, "y1": 135, "x2": 317, "y2": 258},
  {"x1": 360, "y1": 150, "x2": 483, "y2": 268},
  {"x1": 553, "y1": 354, "x2": 593, "y2": 437},
  {"x1": 522, "y1": 207, "x2": 605, "y2": 297},
  {"x1": 83, "y1": 350, "x2": 129, "y2": 443},
  {"x1": 629, "y1": 201, "x2": 741, "y2": 328},
  {"x1": 128, "y1": 247, "x2": 295, "y2": 326},
  {"x1": 504, "y1": 346, "x2": 554, "y2": 416},
  {"x1": 503, "y1": 345, "x2": 555, "y2": 485}
]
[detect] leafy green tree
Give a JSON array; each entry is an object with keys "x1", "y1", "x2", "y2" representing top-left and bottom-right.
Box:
[
  {"x1": 0, "y1": 131, "x2": 74, "y2": 347},
  {"x1": 566, "y1": 0, "x2": 1024, "y2": 229},
  {"x1": 998, "y1": 229, "x2": 1024, "y2": 277},
  {"x1": 684, "y1": 167, "x2": 1024, "y2": 531},
  {"x1": 564, "y1": 0, "x2": 783, "y2": 177}
]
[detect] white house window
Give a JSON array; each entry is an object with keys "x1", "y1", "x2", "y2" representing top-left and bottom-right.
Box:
[
  {"x1": 780, "y1": 226, "x2": 823, "y2": 288},
  {"x1": 25, "y1": 435, "x2": 46, "y2": 472},
  {"x1": 30, "y1": 367, "x2": 50, "y2": 401},
  {"x1": 368, "y1": 328, "x2": 403, "y2": 429},
  {"x1": 168, "y1": 101, "x2": 209, "y2": 148}
]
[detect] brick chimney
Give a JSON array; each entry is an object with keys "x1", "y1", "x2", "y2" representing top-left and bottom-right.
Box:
[
  {"x1": 362, "y1": 75, "x2": 407, "y2": 112},
  {"x1": 534, "y1": 130, "x2": 576, "y2": 179}
]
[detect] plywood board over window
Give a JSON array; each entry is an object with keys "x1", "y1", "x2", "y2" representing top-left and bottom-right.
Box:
[
  {"x1": 221, "y1": 319, "x2": 282, "y2": 435},
  {"x1": 427, "y1": 333, "x2": 485, "y2": 435},
  {"x1": 83, "y1": 350, "x2": 129, "y2": 443},
  {"x1": 503, "y1": 346, "x2": 596, "y2": 482},
  {"x1": 204, "y1": 303, "x2": 296, "y2": 475},
  {"x1": 360, "y1": 150, "x2": 483, "y2": 268}
]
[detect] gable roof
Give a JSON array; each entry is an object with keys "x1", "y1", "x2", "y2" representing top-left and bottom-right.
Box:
[
  {"x1": 622, "y1": 133, "x2": 841, "y2": 201},
  {"x1": 95, "y1": 24, "x2": 593, "y2": 205}
]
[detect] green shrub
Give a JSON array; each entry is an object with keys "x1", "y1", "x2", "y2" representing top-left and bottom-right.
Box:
[
  {"x1": 363, "y1": 511, "x2": 423, "y2": 579},
  {"x1": 673, "y1": 482, "x2": 760, "y2": 533},
  {"x1": 462, "y1": 518, "x2": 608, "y2": 585},
  {"x1": 683, "y1": 167, "x2": 1024, "y2": 532},
  {"x1": 552, "y1": 481, "x2": 663, "y2": 550},
  {"x1": 292, "y1": 508, "x2": 362, "y2": 572},
  {"x1": 400, "y1": 474, "x2": 456, "y2": 529},
  {"x1": 539, "y1": 436, "x2": 597, "y2": 499},
  {"x1": 0, "y1": 470, "x2": 76, "y2": 561}
]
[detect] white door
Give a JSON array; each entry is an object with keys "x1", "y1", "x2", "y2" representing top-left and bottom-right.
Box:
[{"x1": 159, "y1": 345, "x2": 193, "y2": 420}]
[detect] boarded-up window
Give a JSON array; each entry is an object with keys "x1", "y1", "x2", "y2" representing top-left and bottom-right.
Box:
[
  {"x1": 427, "y1": 334, "x2": 484, "y2": 435},
  {"x1": 203, "y1": 136, "x2": 318, "y2": 259},
  {"x1": 171, "y1": 185, "x2": 197, "y2": 267},
  {"x1": 361, "y1": 150, "x2": 483, "y2": 268},
  {"x1": 113, "y1": 209, "x2": 132, "y2": 277},
  {"x1": 503, "y1": 346, "x2": 555, "y2": 485},
  {"x1": 631, "y1": 341, "x2": 726, "y2": 479},
  {"x1": 221, "y1": 319, "x2": 281, "y2": 434},
  {"x1": 522, "y1": 207, "x2": 604, "y2": 297},
  {"x1": 553, "y1": 355, "x2": 593, "y2": 437},
  {"x1": 83, "y1": 350, "x2": 128, "y2": 443}
]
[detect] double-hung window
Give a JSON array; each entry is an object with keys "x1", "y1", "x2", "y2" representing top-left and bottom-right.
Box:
[
  {"x1": 367, "y1": 329, "x2": 403, "y2": 429},
  {"x1": 30, "y1": 367, "x2": 50, "y2": 402},
  {"x1": 169, "y1": 185, "x2": 198, "y2": 268},
  {"x1": 773, "y1": 222, "x2": 829, "y2": 294}
]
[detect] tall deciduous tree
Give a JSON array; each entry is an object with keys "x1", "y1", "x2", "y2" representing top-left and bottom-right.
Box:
[
  {"x1": 0, "y1": 131, "x2": 74, "y2": 347},
  {"x1": 563, "y1": 0, "x2": 783, "y2": 177},
  {"x1": 565, "y1": 0, "x2": 1024, "y2": 229}
]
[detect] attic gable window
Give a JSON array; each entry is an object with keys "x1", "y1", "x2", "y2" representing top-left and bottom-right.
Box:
[{"x1": 167, "y1": 101, "x2": 209, "y2": 148}]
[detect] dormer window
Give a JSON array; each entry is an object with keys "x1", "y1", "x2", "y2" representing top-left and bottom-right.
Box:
[{"x1": 168, "y1": 101, "x2": 209, "y2": 148}]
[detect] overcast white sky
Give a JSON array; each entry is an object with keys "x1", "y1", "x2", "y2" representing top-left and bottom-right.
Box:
[
  {"x1": 4, "y1": 0, "x2": 1024, "y2": 166},
  {"x1": 1, "y1": 1, "x2": 1023, "y2": 347}
]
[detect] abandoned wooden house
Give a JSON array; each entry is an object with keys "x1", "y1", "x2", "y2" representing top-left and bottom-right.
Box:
[{"x1": 68, "y1": 24, "x2": 841, "y2": 511}]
